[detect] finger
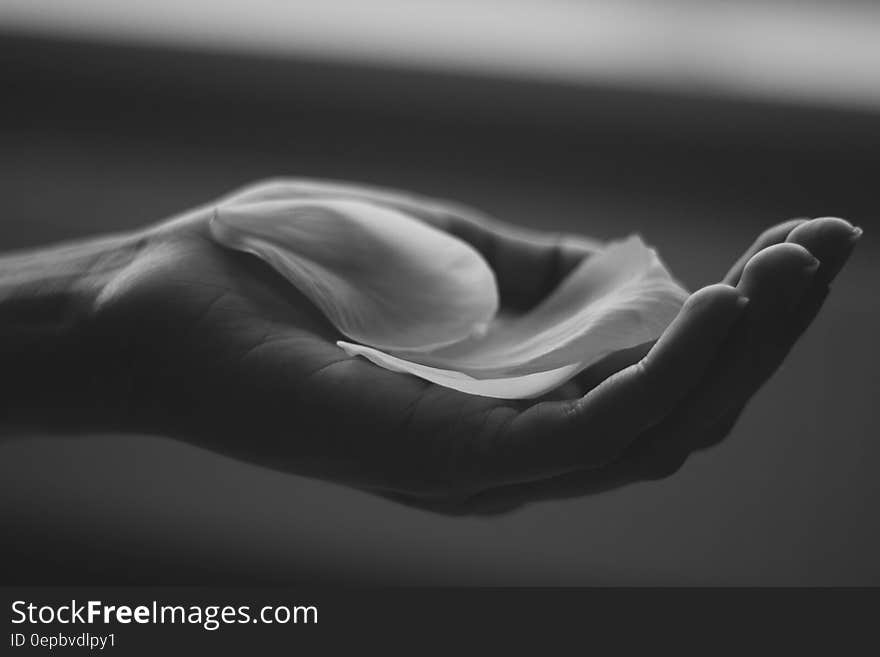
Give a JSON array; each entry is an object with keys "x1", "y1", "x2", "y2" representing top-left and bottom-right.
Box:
[
  {"x1": 723, "y1": 218, "x2": 808, "y2": 286},
  {"x1": 723, "y1": 217, "x2": 861, "y2": 406},
  {"x1": 785, "y1": 216, "x2": 862, "y2": 287},
  {"x1": 643, "y1": 242, "x2": 822, "y2": 451},
  {"x1": 734, "y1": 242, "x2": 820, "y2": 370},
  {"x1": 704, "y1": 221, "x2": 858, "y2": 435},
  {"x1": 222, "y1": 178, "x2": 601, "y2": 310},
  {"x1": 629, "y1": 221, "x2": 862, "y2": 465},
  {"x1": 487, "y1": 220, "x2": 860, "y2": 488},
  {"x1": 569, "y1": 341, "x2": 654, "y2": 396},
  {"x1": 495, "y1": 283, "x2": 747, "y2": 484},
  {"x1": 759, "y1": 216, "x2": 862, "y2": 378}
]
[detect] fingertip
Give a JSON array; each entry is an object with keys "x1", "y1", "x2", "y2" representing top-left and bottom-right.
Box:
[
  {"x1": 723, "y1": 218, "x2": 809, "y2": 286},
  {"x1": 680, "y1": 283, "x2": 749, "y2": 321},
  {"x1": 754, "y1": 218, "x2": 810, "y2": 247},
  {"x1": 786, "y1": 216, "x2": 861, "y2": 285},
  {"x1": 770, "y1": 217, "x2": 811, "y2": 240},
  {"x1": 805, "y1": 215, "x2": 853, "y2": 229},
  {"x1": 693, "y1": 282, "x2": 746, "y2": 303},
  {"x1": 787, "y1": 216, "x2": 856, "y2": 250},
  {"x1": 740, "y1": 242, "x2": 819, "y2": 284},
  {"x1": 644, "y1": 285, "x2": 747, "y2": 376}
]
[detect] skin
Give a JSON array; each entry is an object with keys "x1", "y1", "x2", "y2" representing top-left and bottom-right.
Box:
[{"x1": 0, "y1": 179, "x2": 862, "y2": 511}]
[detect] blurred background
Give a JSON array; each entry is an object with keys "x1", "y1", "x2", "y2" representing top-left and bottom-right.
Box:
[{"x1": 1, "y1": 0, "x2": 878, "y2": 584}]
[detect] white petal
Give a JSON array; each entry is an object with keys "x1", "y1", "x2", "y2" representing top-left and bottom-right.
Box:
[
  {"x1": 337, "y1": 341, "x2": 584, "y2": 399},
  {"x1": 211, "y1": 198, "x2": 498, "y2": 351},
  {"x1": 392, "y1": 237, "x2": 688, "y2": 377},
  {"x1": 339, "y1": 237, "x2": 688, "y2": 400}
]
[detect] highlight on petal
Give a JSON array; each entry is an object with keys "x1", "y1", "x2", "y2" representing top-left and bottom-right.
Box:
[
  {"x1": 337, "y1": 340, "x2": 584, "y2": 399},
  {"x1": 395, "y1": 237, "x2": 688, "y2": 377},
  {"x1": 210, "y1": 198, "x2": 499, "y2": 351},
  {"x1": 338, "y1": 236, "x2": 688, "y2": 399}
]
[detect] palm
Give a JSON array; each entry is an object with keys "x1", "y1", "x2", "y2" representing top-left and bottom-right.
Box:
[
  {"x1": 102, "y1": 211, "x2": 513, "y2": 497},
  {"x1": 97, "y1": 180, "x2": 859, "y2": 508}
]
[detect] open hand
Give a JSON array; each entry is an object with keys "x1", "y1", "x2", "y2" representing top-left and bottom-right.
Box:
[{"x1": 34, "y1": 179, "x2": 860, "y2": 506}]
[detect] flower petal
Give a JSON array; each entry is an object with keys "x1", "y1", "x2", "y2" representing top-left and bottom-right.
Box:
[
  {"x1": 392, "y1": 236, "x2": 688, "y2": 377},
  {"x1": 211, "y1": 198, "x2": 499, "y2": 351},
  {"x1": 340, "y1": 237, "x2": 688, "y2": 399},
  {"x1": 337, "y1": 340, "x2": 584, "y2": 399}
]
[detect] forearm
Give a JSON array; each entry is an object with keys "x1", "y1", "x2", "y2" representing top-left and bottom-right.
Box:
[{"x1": 0, "y1": 234, "x2": 145, "y2": 433}]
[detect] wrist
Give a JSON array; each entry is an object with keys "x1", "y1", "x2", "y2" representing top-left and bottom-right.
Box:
[{"x1": 0, "y1": 232, "x2": 148, "y2": 433}]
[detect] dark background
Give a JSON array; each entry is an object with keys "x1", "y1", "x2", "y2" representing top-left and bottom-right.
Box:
[{"x1": 1, "y1": 30, "x2": 878, "y2": 585}]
